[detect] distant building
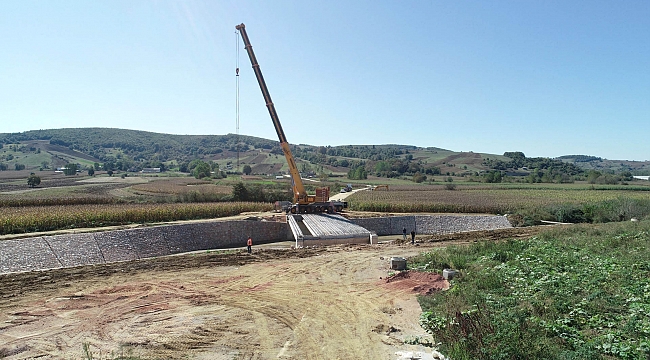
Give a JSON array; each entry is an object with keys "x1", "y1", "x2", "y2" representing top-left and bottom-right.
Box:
[
  {"x1": 141, "y1": 168, "x2": 161, "y2": 173},
  {"x1": 633, "y1": 176, "x2": 650, "y2": 181}
]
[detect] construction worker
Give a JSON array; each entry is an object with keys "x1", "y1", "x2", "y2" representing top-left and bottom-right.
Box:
[
  {"x1": 247, "y1": 236, "x2": 253, "y2": 254},
  {"x1": 410, "y1": 230, "x2": 416, "y2": 245},
  {"x1": 402, "y1": 228, "x2": 407, "y2": 240}
]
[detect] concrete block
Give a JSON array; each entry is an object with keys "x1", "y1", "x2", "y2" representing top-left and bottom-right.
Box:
[
  {"x1": 443, "y1": 269, "x2": 458, "y2": 280},
  {"x1": 390, "y1": 257, "x2": 407, "y2": 270}
]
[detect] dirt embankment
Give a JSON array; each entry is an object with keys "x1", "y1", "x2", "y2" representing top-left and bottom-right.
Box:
[{"x1": 0, "y1": 227, "x2": 541, "y2": 359}]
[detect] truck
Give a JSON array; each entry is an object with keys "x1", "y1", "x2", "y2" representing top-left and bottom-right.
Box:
[
  {"x1": 340, "y1": 184, "x2": 353, "y2": 193},
  {"x1": 236, "y1": 23, "x2": 347, "y2": 214}
]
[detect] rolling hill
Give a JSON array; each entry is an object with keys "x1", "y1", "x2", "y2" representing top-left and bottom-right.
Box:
[{"x1": 1, "y1": 128, "x2": 648, "y2": 177}]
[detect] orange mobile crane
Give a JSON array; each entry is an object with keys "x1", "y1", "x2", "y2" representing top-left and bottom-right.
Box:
[{"x1": 236, "y1": 23, "x2": 347, "y2": 214}]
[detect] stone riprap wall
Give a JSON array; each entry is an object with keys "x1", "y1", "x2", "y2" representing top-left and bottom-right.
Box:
[
  {"x1": 0, "y1": 215, "x2": 512, "y2": 275},
  {"x1": 351, "y1": 216, "x2": 415, "y2": 236},
  {"x1": 351, "y1": 215, "x2": 512, "y2": 236},
  {"x1": 0, "y1": 220, "x2": 291, "y2": 275}
]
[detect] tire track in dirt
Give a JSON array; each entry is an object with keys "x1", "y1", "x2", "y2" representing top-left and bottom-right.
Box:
[{"x1": 0, "y1": 227, "x2": 542, "y2": 358}]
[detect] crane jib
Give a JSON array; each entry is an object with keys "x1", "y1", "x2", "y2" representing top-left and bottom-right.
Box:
[
  {"x1": 235, "y1": 23, "x2": 347, "y2": 213},
  {"x1": 239, "y1": 27, "x2": 288, "y2": 144},
  {"x1": 236, "y1": 23, "x2": 306, "y2": 201}
]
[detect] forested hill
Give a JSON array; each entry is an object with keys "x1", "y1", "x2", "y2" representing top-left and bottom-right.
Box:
[
  {"x1": 0, "y1": 128, "x2": 277, "y2": 163},
  {"x1": 0, "y1": 128, "x2": 437, "y2": 167},
  {"x1": 1, "y1": 128, "x2": 648, "y2": 177}
]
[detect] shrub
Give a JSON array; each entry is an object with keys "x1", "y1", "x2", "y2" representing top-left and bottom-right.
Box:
[
  {"x1": 27, "y1": 173, "x2": 41, "y2": 188},
  {"x1": 413, "y1": 172, "x2": 427, "y2": 183}
]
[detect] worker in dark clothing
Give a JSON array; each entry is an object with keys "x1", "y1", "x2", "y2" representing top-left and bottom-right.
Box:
[
  {"x1": 402, "y1": 228, "x2": 407, "y2": 240},
  {"x1": 410, "y1": 230, "x2": 416, "y2": 245},
  {"x1": 247, "y1": 236, "x2": 253, "y2": 254}
]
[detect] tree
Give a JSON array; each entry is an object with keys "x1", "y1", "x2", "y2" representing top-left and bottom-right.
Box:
[
  {"x1": 587, "y1": 170, "x2": 602, "y2": 184},
  {"x1": 243, "y1": 165, "x2": 252, "y2": 175},
  {"x1": 192, "y1": 161, "x2": 211, "y2": 179},
  {"x1": 232, "y1": 182, "x2": 249, "y2": 201},
  {"x1": 621, "y1": 171, "x2": 633, "y2": 182},
  {"x1": 27, "y1": 173, "x2": 41, "y2": 187},
  {"x1": 483, "y1": 170, "x2": 502, "y2": 183},
  {"x1": 348, "y1": 165, "x2": 367, "y2": 180},
  {"x1": 87, "y1": 167, "x2": 95, "y2": 176},
  {"x1": 63, "y1": 163, "x2": 78, "y2": 175},
  {"x1": 375, "y1": 161, "x2": 390, "y2": 173},
  {"x1": 413, "y1": 172, "x2": 427, "y2": 183},
  {"x1": 503, "y1": 151, "x2": 526, "y2": 160},
  {"x1": 103, "y1": 161, "x2": 114, "y2": 171},
  {"x1": 107, "y1": 170, "x2": 113, "y2": 177},
  {"x1": 15, "y1": 163, "x2": 25, "y2": 171},
  {"x1": 0, "y1": 163, "x2": 6, "y2": 171}
]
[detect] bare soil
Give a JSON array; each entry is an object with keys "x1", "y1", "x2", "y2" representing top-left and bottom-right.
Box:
[{"x1": 0, "y1": 227, "x2": 540, "y2": 359}]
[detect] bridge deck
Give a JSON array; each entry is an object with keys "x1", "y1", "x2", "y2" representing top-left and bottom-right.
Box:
[{"x1": 287, "y1": 214, "x2": 371, "y2": 247}]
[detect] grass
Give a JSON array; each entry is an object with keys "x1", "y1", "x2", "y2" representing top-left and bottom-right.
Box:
[{"x1": 411, "y1": 220, "x2": 650, "y2": 359}]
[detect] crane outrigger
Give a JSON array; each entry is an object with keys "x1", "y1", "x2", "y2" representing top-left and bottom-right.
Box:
[{"x1": 236, "y1": 23, "x2": 347, "y2": 214}]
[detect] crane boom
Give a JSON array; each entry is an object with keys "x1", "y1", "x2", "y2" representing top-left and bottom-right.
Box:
[
  {"x1": 236, "y1": 23, "x2": 307, "y2": 203},
  {"x1": 236, "y1": 23, "x2": 347, "y2": 214}
]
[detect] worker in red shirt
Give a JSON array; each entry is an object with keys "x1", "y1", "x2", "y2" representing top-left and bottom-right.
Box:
[{"x1": 247, "y1": 236, "x2": 253, "y2": 254}]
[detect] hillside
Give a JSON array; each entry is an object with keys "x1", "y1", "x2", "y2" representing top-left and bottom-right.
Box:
[
  {"x1": 1, "y1": 128, "x2": 647, "y2": 179},
  {"x1": 557, "y1": 155, "x2": 650, "y2": 174}
]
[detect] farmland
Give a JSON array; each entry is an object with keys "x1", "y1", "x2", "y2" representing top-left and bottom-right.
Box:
[
  {"x1": 347, "y1": 183, "x2": 650, "y2": 224},
  {"x1": 0, "y1": 202, "x2": 273, "y2": 235},
  {"x1": 2, "y1": 170, "x2": 650, "y2": 235}
]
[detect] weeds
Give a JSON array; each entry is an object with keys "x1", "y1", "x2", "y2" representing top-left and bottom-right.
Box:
[
  {"x1": 413, "y1": 221, "x2": 650, "y2": 359},
  {"x1": 82, "y1": 342, "x2": 140, "y2": 360}
]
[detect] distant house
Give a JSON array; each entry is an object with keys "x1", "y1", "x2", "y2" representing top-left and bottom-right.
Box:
[
  {"x1": 141, "y1": 168, "x2": 161, "y2": 173},
  {"x1": 633, "y1": 176, "x2": 650, "y2": 181}
]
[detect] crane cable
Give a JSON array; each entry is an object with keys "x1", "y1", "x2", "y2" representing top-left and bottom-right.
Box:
[{"x1": 235, "y1": 29, "x2": 240, "y2": 173}]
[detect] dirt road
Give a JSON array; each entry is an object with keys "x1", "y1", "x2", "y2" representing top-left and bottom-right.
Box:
[{"x1": 0, "y1": 228, "x2": 541, "y2": 359}]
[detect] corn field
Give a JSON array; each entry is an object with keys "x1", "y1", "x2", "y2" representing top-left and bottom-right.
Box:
[
  {"x1": 0, "y1": 202, "x2": 273, "y2": 235},
  {"x1": 348, "y1": 187, "x2": 650, "y2": 214}
]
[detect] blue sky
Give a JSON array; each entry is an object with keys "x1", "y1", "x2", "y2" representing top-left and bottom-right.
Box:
[{"x1": 1, "y1": 1, "x2": 648, "y2": 161}]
